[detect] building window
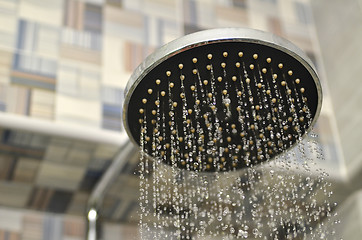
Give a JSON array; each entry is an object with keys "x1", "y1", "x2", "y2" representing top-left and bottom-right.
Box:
[
  {"x1": 101, "y1": 87, "x2": 123, "y2": 131},
  {"x1": 102, "y1": 104, "x2": 122, "y2": 131},
  {"x1": 58, "y1": 64, "x2": 100, "y2": 100}
]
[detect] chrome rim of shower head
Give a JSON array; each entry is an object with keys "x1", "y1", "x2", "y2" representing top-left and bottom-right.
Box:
[{"x1": 123, "y1": 28, "x2": 322, "y2": 172}]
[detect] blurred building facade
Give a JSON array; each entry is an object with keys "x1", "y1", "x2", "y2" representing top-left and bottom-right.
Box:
[{"x1": 0, "y1": 0, "x2": 356, "y2": 239}]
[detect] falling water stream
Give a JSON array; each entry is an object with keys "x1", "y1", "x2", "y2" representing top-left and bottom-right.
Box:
[
  {"x1": 138, "y1": 136, "x2": 336, "y2": 239},
  {"x1": 133, "y1": 49, "x2": 337, "y2": 239}
]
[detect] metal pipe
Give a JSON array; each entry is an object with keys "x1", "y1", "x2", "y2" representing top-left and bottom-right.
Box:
[
  {"x1": 87, "y1": 208, "x2": 98, "y2": 240},
  {"x1": 86, "y1": 133, "x2": 138, "y2": 240}
]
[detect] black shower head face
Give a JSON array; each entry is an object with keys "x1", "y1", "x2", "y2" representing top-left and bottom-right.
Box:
[{"x1": 123, "y1": 28, "x2": 322, "y2": 172}]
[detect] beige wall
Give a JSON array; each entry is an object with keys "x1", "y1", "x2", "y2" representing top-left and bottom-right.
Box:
[
  {"x1": 312, "y1": 0, "x2": 362, "y2": 183},
  {"x1": 312, "y1": 1, "x2": 362, "y2": 239}
]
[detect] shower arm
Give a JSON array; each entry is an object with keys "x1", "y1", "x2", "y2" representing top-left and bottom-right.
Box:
[{"x1": 86, "y1": 132, "x2": 137, "y2": 240}]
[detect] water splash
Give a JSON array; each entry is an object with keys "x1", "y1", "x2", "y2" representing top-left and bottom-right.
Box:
[{"x1": 138, "y1": 135, "x2": 337, "y2": 239}]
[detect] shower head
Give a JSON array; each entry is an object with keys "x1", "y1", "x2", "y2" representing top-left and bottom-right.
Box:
[{"x1": 123, "y1": 28, "x2": 322, "y2": 172}]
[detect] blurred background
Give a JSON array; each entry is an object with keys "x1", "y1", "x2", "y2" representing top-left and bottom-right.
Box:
[{"x1": 0, "y1": 0, "x2": 361, "y2": 239}]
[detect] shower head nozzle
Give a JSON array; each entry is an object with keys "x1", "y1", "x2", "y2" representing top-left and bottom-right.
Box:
[{"x1": 123, "y1": 28, "x2": 322, "y2": 172}]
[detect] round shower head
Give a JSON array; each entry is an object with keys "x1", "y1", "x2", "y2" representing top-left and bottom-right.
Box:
[{"x1": 123, "y1": 28, "x2": 322, "y2": 172}]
